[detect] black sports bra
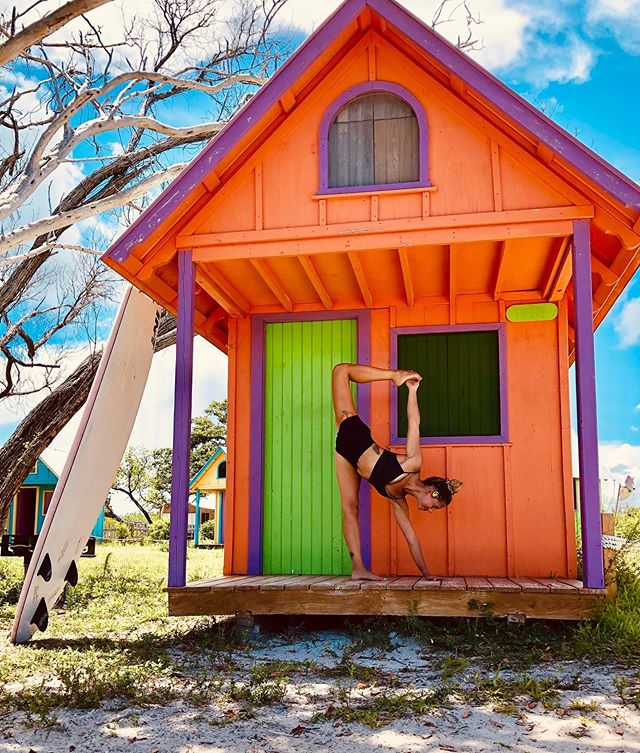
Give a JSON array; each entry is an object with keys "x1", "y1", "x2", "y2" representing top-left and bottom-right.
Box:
[{"x1": 368, "y1": 449, "x2": 414, "y2": 500}]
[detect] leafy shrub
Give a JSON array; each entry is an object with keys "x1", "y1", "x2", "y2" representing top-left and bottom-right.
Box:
[
  {"x1": 105, "y1": 521, "x2": 130, "y2": 540},
  {"x1": 617, "y1": 509, "x2": 640, "y2": 541},
  {"x1": 148, "y1": 519, "x2": 170, "y2": 541},
  {"x1": 200, "y1": 520, "x2": 217, "y2": 541},
  {"x1": 0, "y1": 560, "x2": 23, "y2": 605}
]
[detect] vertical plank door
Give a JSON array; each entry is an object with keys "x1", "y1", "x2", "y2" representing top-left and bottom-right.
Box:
[{"x1": 263, "y1": 319, "x2": 356, "y2": 574}]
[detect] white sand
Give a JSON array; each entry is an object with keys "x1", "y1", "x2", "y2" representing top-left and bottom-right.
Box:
[{"x1": 2, "y1": 629, "x2": 639, "y2": 752}]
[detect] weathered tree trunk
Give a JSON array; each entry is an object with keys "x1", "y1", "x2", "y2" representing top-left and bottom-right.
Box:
[{"x1": 0, "y1": 312, "x2": 177, "y2": 526}]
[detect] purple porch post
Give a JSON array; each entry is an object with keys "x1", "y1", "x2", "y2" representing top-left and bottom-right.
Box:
[
  {"x1": 572, "y1": 219, "x2": 604, "y2": 589},
  {"x1": 168, "y1": 249, "x2": 195, "y2": 588}
]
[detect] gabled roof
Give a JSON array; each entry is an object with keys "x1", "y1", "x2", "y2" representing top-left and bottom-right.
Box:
[
  {"x1": 102, "y1": 0, "x2": 640, "y2": 343},
  {"x1": 189, "y1": 447, "x2": 226, "y2": 489},
  {"x1": 24, "y1": 457, "x2": 59, "y2": 486}
]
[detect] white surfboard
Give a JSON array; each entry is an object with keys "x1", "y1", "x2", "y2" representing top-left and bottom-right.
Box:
[{"x1": 11, "y1": 287, "x2": 162, "y2": 644}]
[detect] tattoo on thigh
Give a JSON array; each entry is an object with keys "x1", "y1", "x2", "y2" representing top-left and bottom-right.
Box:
[{"x1": 372, "y1": 444, "x2": 381, "y2": 455}]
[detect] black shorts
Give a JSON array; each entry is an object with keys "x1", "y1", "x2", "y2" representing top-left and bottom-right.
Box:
[{"x1": 335, "y1": 415, "x2": 374, "y2": 469}]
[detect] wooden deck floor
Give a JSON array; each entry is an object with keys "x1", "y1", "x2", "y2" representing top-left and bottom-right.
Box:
[{"x1": 168, "y1": 575, "x2": 607, "y2": 621}]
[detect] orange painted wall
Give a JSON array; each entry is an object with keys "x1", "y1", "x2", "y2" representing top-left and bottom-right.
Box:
[
  {"x1": 190, "y1": 31, "x2": 572, "y2": 242},
  {"x1": 225, "y1": 300, "x2": 577, "y2": 578}
]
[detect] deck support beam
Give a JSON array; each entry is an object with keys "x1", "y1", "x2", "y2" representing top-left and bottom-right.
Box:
[
  {"x1": 572, "y1": 220, "x2": 604, "y2": 590},
  {"x1": 168, "y1": 249, "x2": 195, "y2": 588}
]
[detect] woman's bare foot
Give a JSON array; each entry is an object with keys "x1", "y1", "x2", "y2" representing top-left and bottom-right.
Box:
[
  {"x1": 393, "y1": 370, "x2": 422, "y2": 388},
  {"x1": 351, "y1": 569, "x2": 385, "y2": 581}
]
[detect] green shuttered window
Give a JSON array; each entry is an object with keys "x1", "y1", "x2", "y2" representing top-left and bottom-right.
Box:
[{"x1": 397, "y1": 331, "x2": 501, "y2": 438}]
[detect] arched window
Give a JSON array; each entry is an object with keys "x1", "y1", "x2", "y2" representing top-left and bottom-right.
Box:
[
  {"x1": 327, "y1": 91, "x2": 420, "y2": 189},
  {"x1": 217, "y1": 461, "x2": 227, "y2": 479}
]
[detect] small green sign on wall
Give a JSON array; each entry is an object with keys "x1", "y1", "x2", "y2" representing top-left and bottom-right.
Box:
[{"x1": 506, "y1": 303, "x2": 558, "y2": 323}]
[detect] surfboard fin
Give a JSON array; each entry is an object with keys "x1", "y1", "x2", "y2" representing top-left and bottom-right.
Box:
[
  {"x1": 37, "y1": 554, "x2": 52, "y2": 582},
  {"x1": 65, "y1": 561, "x2": 78, "y2": 587},
  {"x1": 30, "y1": 598, "x2": 49, "y2": 632}
]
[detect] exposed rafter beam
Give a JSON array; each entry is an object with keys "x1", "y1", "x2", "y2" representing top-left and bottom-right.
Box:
[
  {"x1": 590, "y1": 255, "x2": 617, "y2": 286},
  {"x1": 195, "y1": 268, "x2": 247, "y2": 319},
  {"x1": 347, "y1": 251, "x2": 373, "y2": 308},
  {"x1": 203, "y1": 265, "x2": 250, "y2": 312},
  {"x1": 492, "y1": 240, "x2": 508, "y2": 301},
  {"x1": 397, "y1": 248, "x2": 414, "y2": 307},
  {"x1": 543, "y1": 238, "x2": 573, "y2": 301},
  {"x1": 251, "y1": 259, "x2": 293, "y2": 311},
  {"x1": 299, "y1": 255, "x2": 332, "y2": 309}
]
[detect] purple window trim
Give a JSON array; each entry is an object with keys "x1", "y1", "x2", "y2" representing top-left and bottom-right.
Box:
[
  {"x1": 572, "y1": 219, "x2": 604, "y2": 589},
  {"x1": 389, "y1": 323, "x2": 509, "y2": 446},
  {"x1": 248, "y1": 309, "x2": 371, "y2": 575},
  {"x1": 168, "y1": 250, "x2": 195, "y2": 588},
  {"x1": 318, "y1": 80, "x2": 430, "y2": 195}
]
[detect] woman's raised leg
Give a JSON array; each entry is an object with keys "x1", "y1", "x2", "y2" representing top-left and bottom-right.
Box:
[{"x1": 332, "y1": 363, "x2": 420, "y2": 424}]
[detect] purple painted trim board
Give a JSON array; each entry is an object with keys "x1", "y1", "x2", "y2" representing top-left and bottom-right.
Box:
[
  {"x1": 572, "y1": 219, "x2": 604, "y2": 589},
  {"x1": 248, "y1": 309, "x2": 371, "y2": 575},
  {"x1": 389, "y1": 324, "x2": 509, "y2": 445},
  {"x1": 103, "y1": 0, "x2": 639, "y2": 267},
  {"x1": 168, "y1": 250, "x2": 195, "y2": 588},
  {"x1": 318, "y1": 80, "x2": 430, "y2": 194}
]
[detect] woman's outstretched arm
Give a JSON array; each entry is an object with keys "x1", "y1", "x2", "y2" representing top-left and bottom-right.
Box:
[
  {"x1": 403, "y1": 378, "x2": 423, "y2": 471},
  {"x1": 391, "y1": 498, "x2": 430, "y2": 577}
]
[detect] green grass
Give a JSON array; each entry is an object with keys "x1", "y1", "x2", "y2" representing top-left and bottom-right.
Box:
[
  {"x1": 0, "y1": 544, "x2": 226, "y2": 714},
  {"x1": 1, "y1": 544, "x2": 640, "y2": 723}
]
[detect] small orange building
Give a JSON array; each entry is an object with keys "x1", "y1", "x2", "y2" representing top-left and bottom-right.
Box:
[{"x1": 104, "y1": 0, "x2": 640, "y2": 619}]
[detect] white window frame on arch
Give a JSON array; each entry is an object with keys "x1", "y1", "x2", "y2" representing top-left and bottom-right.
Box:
[{"x1": 318, "y1": 81, "x2": 430, "y2": 194}]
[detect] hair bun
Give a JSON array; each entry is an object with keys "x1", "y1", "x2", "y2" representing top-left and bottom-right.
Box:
[{"x1": 446, "y1": 478, "x2": 463, "y2": 494}]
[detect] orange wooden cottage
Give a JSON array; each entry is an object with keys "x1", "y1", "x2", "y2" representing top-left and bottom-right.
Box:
[{"x1": 104, "y1": 0, "x2": 640, "y2": 620}]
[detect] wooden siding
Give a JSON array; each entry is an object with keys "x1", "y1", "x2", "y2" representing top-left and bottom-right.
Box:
[
  {"x1": 224, "y1": 300, "x2": 577, "y2": 580},
  {"x1": 190, "y1": 33, "x2": 572, "y2": 240},
  {"x1": 262, "y1": 319, "x2": 356, "y2": 574}
]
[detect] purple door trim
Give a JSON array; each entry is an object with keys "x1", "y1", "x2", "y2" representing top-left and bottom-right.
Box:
[
  {"x1": 572, "y1": 219, "x2": 604, "y2": 589},
  {"x1": 248, "y1": 309, "x2": 371, "y2": 574},
  {"x1": 168, "y1": 250, "x2": 195, "y2": 588},
  {"x1": 318, "y1": 80, "x2": 430, "y2": 194},
  {"x1": 389, "y1": 323, "x2": 509, "y2": 445}
]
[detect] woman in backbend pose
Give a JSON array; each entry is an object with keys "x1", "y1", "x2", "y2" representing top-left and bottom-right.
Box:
[{"x1": 332, "y1": 363, "x2": 462, "y2": 581}]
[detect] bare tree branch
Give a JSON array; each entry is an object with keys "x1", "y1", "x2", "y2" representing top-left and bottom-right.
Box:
[
  {"x1": 0, "y1": 161, "x2": 187, "y2": 256},
  {"x1": 0, "y1": 0, "x2": 112, "y2": 66}
]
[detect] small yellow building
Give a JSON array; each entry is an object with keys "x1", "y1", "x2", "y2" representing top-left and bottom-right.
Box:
[{"x1": 189, "y1": 448, "x2": 226, "y2": 546}]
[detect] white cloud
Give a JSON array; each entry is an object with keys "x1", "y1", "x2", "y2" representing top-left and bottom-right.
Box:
[
  {"x1": 588, "y1": 0, "x2": 640, "y2": 54},
  {"x1": 44, "y1": 336, "x2": 228, "y2": 461},
  {"x1": 572, "y1": 429, "x2": 640, "y2": 509},
  {"x1": 614, "y1": 297, "x2": 640, "y2": 347},
  {"x1": 542, "y1": 36, "x2": 596, "y2": 84},
  {"x1": 279, "y1": 0, "x2": 529, "y2": 70},
  {"x1": 598, "y1": 440, "x2": 640, "y2": 509}
]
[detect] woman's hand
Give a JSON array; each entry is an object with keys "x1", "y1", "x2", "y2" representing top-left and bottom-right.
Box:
[{"x1": 406, "y1": 377, "x2": 421, "y2": 392}]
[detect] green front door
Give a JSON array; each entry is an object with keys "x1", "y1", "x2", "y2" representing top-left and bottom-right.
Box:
[{"x1": 262, "y1": 319, "x2": 356, "y2": 574}]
